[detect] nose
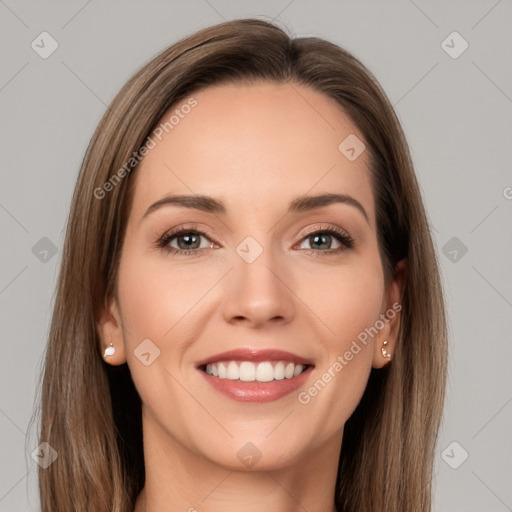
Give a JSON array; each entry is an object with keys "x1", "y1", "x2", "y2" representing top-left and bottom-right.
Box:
[{"x1": 222, "y1": 241, "x2": 296, "y2": 328}]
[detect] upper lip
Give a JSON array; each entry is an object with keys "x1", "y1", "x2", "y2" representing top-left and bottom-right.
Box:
[{"x1": 195, "y1": 348, "x2": 314, "y2": 368}]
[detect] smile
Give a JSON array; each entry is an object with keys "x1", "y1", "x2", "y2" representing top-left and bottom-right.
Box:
[{"x1": 204, "y1": 360, "x2": 309, "y2": 382}]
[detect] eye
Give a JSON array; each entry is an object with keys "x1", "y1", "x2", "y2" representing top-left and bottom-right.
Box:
[
  {"x1": 156, "y1": 224, "x2": 354, "y2": 257},
  {"x1": 157, "y1": 226, "x2": 216, "y2": 256},
  {"x1": 295, "y1": 226, "x2": 354, "y2": 255}
]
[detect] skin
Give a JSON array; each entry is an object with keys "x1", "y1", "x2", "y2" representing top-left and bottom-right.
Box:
[{"x1": 97, "y1": 81, "x2": 405, "y2": 512}]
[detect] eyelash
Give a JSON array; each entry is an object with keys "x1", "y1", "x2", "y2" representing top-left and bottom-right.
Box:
[{"x1": 156, "y1": 224, "x2": 354, "y2": 257}]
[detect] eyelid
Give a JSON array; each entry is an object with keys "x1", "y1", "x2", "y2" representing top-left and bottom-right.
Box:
[
  {"x1": 155, "y1": 223, "x2": 220, "y2": 257},
  {"x1": 294, "y1": 224, "x2": 354, "y2": 252},
  {"x1": 160, "y1": 223, "x2": 217, "y2": 241},
  {"x1": 299, "y1": 223, "x2": 351, "y2": 240},
  {"x1": 156, "y1": 222, "x2": 354, "y2": 255}
]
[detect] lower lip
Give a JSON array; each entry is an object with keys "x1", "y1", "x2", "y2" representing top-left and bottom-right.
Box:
[{"x1": 198, "y1": 366, "x2": 314, "y2": 403}]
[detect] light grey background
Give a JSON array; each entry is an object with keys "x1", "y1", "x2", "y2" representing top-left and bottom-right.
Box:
[{"x1": 1, "y1": 1, "x2": 511, "y2": 510}]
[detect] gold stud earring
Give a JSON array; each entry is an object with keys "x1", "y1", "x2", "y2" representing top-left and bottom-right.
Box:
[
  {"x1": 103, "y1": 342, "x2": 115, "y2": 359},
  {"x1": 381, "y1": 340, "x2": 391, "y2": 360}
]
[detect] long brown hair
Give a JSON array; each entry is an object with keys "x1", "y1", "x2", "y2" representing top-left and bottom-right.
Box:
[{"x1": 32, "y1": 18, "x2": 447, "y2": 511}]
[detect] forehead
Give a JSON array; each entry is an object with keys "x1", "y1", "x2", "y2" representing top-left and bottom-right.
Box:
[{"x1": 130, "y1": 81, "x2": 375, "y2": 223}]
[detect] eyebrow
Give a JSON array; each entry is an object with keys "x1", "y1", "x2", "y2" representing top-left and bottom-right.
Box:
[{"x1": 141, "y1": 192, "x2": 369, "y2": 224}]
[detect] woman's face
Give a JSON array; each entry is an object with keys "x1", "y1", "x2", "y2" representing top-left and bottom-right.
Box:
[{"x1": 99, "y1": 81, "x2": 402, "y2": 470}]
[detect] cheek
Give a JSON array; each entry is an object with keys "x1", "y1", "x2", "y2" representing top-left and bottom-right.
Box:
[
  {"x1": 117, "y1": 254, "x2": 215, "y2": 342},
  {"x1": 115, "y1": 255, "x2": 203, "y2": 415},
  {"x1": 294, "y1": 259, "x2": 385, "y2": 436},
  {"x1": 118, "y1": 242, "x2": 385, "y2": 356},
  {"x1": 298, "y1": 255, "x2": 385, "y2": 345},
  {"x1": 115, "y1": 251, "x2": 224, "y2": 407}
]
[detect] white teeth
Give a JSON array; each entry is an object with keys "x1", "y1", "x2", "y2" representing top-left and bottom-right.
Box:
[
  {"x1": 204, "y1": 361, "x2": 307, "y2": 381},
  {"x1": 256, "y1": 362, "x2": 274, "y2": 382},
  {"x1": 274, "y1": 361, "x2": 285, "y2": 380},
  {"x1": 239, "y1": 361, "x2": 256, "y2": 382},
  {"x1": 217, "y1": 362, "x2": 227, "y2": 379},
  {"x1": 227, "y1": 361, "x2": 239, "y2": 380}
]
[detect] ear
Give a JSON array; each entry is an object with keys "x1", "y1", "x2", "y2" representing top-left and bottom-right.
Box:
[
  {"x1": 372, "y1": 258, "x2": 406, "y2": 369},
  {"x1": 96, "y1": 296, "x2": 127, "y2": 366}
]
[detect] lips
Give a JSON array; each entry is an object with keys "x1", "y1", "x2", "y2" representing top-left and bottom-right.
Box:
[
  {"x1": 195, "y1": 348, "x2": 314, "y2": 368},
  {"x1": 195, "y1": 348, "x2": 315, "y2": 402}
]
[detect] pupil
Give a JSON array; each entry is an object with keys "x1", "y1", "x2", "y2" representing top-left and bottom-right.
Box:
[
  {"x1": 311, "y1": 234, "x2": 331, "y2": 250},
  {"x1": 176, "y1": 233, "x2": 333, "y2": 251},
  {"x1": 178, "y1": 234, "x2": 199, "y2": 250}
]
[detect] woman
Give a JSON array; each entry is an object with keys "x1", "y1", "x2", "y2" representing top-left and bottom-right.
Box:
[{"x1": 35, "y1": 18, "x2": 447, "y2": 512}]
